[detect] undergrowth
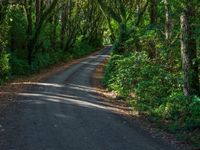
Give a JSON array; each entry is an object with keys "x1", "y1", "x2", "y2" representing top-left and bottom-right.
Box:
[
  {"x1": 0, "y1": 41, "x2": 97, "y2": 83},
  {"x1": 103, "y1": 51, "x2": 200, "y2": 148}
]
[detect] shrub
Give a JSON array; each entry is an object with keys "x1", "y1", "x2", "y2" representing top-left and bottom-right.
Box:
[
  {"x1": 10, "y1": 54, "x2": 29, "y2": 75},
  {"x1": 104, "y1": 51, "x2": 179, "y2": 100},
  {"x1": 104, "y1": 51, "x2": 200, "y2": 132},
  {"x1": 0, "y1": 51, "x2": 10, "y2": 83},
  {"x1": 71, "y1": 37, "x2": 94, "y2": 58},
  {"x1": 0, "y1": 14, "x2": 9, "y2": 83}
]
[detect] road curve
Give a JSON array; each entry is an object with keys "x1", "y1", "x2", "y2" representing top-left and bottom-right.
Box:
[{"x1": 0, "y1": 47, "x2": 177, "y2": 150}]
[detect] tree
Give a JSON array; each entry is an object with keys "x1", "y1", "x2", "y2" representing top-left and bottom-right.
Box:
[
  {"x1": 164, "y1": 0, "x2": 172, "y2": 41},
  {"x1": 24, "y1": 0, "x2": 59, "y2": 67},
  {"x1": 148, "y1": 0, "x2": 157, "y2": 58},
  {"x1": 180, "y1": 1, "x2": 199, "y2": 96},
  {"x1": 96, "y1": 0, "x2": 132, "y2": 53}
]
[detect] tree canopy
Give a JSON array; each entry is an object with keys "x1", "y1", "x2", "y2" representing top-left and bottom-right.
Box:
[{"x1": 0, "y1": 0, "x2": 200, "y2": 147}]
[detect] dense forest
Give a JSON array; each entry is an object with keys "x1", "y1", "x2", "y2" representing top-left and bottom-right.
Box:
[
  {"x1": 0, "y1": 0, "x2": 200, "y2": 147},
  {"x1": 0, "y1": 0, "x2": 105, "y2": 82}
]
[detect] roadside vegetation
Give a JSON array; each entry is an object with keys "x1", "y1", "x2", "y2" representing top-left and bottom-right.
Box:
[
  {"x1": 101, "y1": 0, "x2": 200, "y2": 147},
  {"x1": 0, "y1": 0, "x2": 104, "y2": 84},
  {"x1": 1, "y1": 0, "x2": 200, "y2": 148}
]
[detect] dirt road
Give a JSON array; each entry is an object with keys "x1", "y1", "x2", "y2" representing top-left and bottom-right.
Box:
[{"x1": 0, "y1": 47, "x2": 177, "y2": 150}]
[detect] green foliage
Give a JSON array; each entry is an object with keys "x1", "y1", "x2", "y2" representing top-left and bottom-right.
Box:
[
  {"x1": 103, "y1": 0, "x2": 200, "y2": 146},
  {"x1": 104, "y1": 51, "x2": 200, "y2": 133},
  {"x1": 32, "y1": 50, "x2": 72, "y2": 72},
  {"x1": 0, "y1": 52, "x2": 10, "y2": 83},
  {"x1": 10, "y1": 54, "x2": 29, "y2": 75},
  {"x1": 0, "y1": 1, "x2": 102, "y2": 80},
  {"x1": 186, "y1": 97, "x2": 200, "y2": 129},
  {"x1": 33, "y1": 52, "x2": 51, "y2": 71},
  {"x1": 0, "y1": 0, "x2": 199, "y2": 147},
  {"x1": 0, "y1": 11, "x2": 10, "y2": 83},
  {"x1": 104, "y1": 52, "x2": 149, "y2": 97},
  {"x1": 71, "y1": 37, "x2": 94, "y2": 58},
  {"x1": 7, "y1": 5, "x2": 27, "y2": 50}
]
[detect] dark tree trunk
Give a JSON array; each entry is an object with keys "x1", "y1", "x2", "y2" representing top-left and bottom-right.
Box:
[
  {"x1": 148, "y1": 0, "x2": 157, "y2": 59},
  {"x1": 60, "y1": 4, "x2": 67, "y2": 49},
  {"x1": 112, "y1": 22, "x2": 127, "y2": 54},
  {"x1": 164, "y1": 0, "x2": 172, "y2": 41},
  {"x1": 26, "y1": 0, "x2": 33, "y2": 68},
  {"x1": 10, "y1": 27, "x2": 16, "y2": 52},
  {"x1": 25, "y1": 0, "x2": 59, "y2": 68},
  {"x1": 50, "y1": 15, "x2": 57, "y2": 49},
  {"x1": 35, "y1": 0, "x2": 41, "y2": 26},
  {"x1": 149, "y1": 0, "x2": 157, "y2": 24},
  {"x1": 180, "y1": 3, "x2": 199, "y2": 96},
  {"x1": 134, "y1": 0, "x2": 149, "y2": 52}
]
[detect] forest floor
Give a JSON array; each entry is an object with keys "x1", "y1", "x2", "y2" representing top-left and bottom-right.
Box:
[{"x1": 0, "y1": 47, "x2": 184, "y2": 150}]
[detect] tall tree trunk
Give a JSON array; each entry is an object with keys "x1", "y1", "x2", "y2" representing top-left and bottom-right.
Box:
[
  {"x1": 26, "y1": 0, "x2": 58, "y2": 68},
  {"x1": 180, "y1": 3, "x2": 199, "y2": 96},
  {"x1": 10, "y1": 27, "x2": 16, "y2": 52},
  {"x1": 148, "y1": 0, "x2": 157, "y2": 58},
  {"x1": 149, "y1": 0, "x2": 157, "y2": 24},
  {"x1": 164, "y1": 0, "x2": 172, "y2": 41},
  {"x1": 60, "y1": 4, "x2": 67, "y2": 49},
  {"x1": 117, "y1": 22, "x2": 127, "y2": 53},
  {"x1": 35, "y1": 0, "x2": 41, "y2": 26},
  {"x1": 25, "y1": 0, "x2": 33, "y2": 67},
  {"x1": 51, "y1": 14, "x2": 58, "y2": 49},
  {"x1": 134, "y1": 0, "x2": 149, "y2": 52}
]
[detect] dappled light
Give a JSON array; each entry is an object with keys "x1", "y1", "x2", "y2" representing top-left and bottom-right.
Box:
[
  {"x1": 17, "y1": 91, "x2": 118, "y2": 111},
  {"x1": 11, "y1": 82, "x2": 65, "y2": 88},
  {"x1": 1, "y1": 0, "x2": 199, "y2": 149}
]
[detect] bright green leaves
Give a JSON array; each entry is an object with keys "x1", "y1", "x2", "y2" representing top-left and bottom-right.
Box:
[{"x1": 0, "y1": 52, "x2": 10, "y2": 83}]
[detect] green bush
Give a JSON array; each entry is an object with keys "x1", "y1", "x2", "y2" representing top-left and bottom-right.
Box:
[
  {"x1": 10, "y1": 54, "x2": 29, "y2": 75},
  {"x1": 71, "y1": 37, "x2": 94, "y2": 58},
  {"x1": 8, "y1": 6, "x2": 27, "y2": 51},
  {"x1": 34, "y1": 52, "x2": 51, "y2": 71},
  {"x1": 104, "y1": 51, "x2": 200, "y2": 132},
  {"x1": 104, "y1": 51, "x2": 179, "y2": 99},
  {"x1": 0, "y1": 14, "x2": 9, "y2": 83},
  {"x1": 0, "y1": 52, "x2": 10, "y2": 83},
  {"x1": 32, "y1": 50, "x2": 72, "y2": 72}
]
